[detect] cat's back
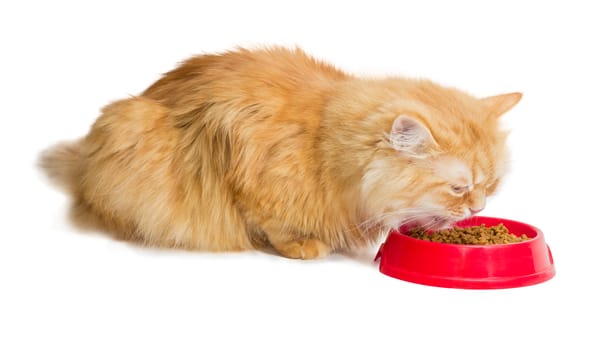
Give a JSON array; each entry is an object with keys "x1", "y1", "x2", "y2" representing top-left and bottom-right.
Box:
[{"x1": 143, "y1": 47, "x2": 349, "y2": 109}]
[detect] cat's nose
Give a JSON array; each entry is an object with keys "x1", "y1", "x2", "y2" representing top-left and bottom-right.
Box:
[{"x1": 469, "y1": 207, "x2": 484, "y2": 215}]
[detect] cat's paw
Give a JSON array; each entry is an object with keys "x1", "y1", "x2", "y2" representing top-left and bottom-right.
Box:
[{"x1": 276, "y1": 239, "x2": 331, "y2": 260}]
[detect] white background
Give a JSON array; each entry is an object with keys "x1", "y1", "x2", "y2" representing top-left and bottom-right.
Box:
[{"x1": 1, "y1": 1, "x2": 613, "y2": 349}]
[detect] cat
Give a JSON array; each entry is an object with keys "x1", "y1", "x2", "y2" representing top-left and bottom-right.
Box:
[{"x1": 39, "y1": 46, "x2": 521, "y2": 259}]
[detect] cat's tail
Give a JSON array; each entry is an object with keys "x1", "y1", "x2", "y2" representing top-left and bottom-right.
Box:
[{"x1": 38, "y1": 140, "x2": 82, "y2": 194}]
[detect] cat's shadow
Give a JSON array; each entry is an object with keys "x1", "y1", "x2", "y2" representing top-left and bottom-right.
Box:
[
  {"x1": 67, "y1": 205, "x2": 383, "y2": 267},
  {"x1": 249, "y1": 244, "x2": 381, "y2": 267}
]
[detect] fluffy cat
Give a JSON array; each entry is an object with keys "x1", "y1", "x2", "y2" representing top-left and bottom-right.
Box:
[{"x1": 40, "y1": 47, "x2": 521, "y2": 259}]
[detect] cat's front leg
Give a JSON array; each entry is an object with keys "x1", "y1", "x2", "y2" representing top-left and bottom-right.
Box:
[
  {"x1": 261, "y1": 222, "x2": 331, "y2": 259},
  {"x1": 273, "y1": 238, "x2": 331, "y2": 260}
]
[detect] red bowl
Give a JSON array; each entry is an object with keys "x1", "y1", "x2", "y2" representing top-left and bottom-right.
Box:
[{"x1": 375, "y1": 216, "x2": 555, "y2": 289}]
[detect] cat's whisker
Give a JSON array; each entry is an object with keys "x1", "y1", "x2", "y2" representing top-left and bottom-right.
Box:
[{"x1": 350, "y1": 208, "x2": 434, "y2": 235}]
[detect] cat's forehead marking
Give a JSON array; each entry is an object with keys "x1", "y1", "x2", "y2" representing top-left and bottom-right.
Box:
[{"x1": 434, "y1": 157, "x2": 472, "y2": 185}]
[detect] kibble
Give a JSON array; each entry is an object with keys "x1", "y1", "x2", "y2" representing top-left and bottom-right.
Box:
[{"x1": 407, "y1": 223, "x2": 529, "y2": 245}]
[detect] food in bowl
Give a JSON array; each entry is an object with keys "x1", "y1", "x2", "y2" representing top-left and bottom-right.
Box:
[{"x1": 406, "y1": 223, "x2": 529, "y2": 245}]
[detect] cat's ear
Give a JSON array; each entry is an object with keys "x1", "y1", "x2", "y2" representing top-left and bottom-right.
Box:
[
  {"x1": 481, "y1": 92, "x2": 522, "y2": 118},
  {"x1": 389, "y1": 115, "x2": 435, "y2": 157}
]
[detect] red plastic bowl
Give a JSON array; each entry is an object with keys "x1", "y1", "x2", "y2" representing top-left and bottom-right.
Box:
[{"x1": 375, "y1": 216, "x2": 555, "y2": 289}]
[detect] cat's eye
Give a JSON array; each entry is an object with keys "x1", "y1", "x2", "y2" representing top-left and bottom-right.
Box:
[{"x1": 450, "y1": 184, "x2": 468, "y2": 194}]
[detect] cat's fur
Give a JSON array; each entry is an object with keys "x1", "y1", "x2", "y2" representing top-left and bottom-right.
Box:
[{"x1": 40, "y1": 47, "x2": 521, "y2": 259}]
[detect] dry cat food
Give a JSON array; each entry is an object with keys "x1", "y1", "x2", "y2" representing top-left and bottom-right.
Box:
[{"x1": 407, "y1": 224, "x2": 529, "y2": 245}]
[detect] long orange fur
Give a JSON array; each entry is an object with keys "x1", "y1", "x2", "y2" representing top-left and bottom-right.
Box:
[{"x1": 40, "y1": 47, "x2": 521, "y2": 259}]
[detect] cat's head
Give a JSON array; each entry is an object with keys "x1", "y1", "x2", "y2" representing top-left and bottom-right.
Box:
[{"x1": 357, "y1": 80, "x2": 522, "y2": 231}]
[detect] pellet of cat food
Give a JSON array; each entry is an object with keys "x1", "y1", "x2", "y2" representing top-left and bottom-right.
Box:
[{"x1": 407, "y1": 224, "x2": 529, "y2": 245}]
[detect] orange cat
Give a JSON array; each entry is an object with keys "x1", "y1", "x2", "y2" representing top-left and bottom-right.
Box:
[{"x1": 40, "y1": 47, "x2": 521, "y2": 259}]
